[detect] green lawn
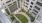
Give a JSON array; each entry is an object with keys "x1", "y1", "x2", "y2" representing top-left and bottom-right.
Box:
[{"x1": 15, "y1": 14, "x2": 28, "y2": 23}]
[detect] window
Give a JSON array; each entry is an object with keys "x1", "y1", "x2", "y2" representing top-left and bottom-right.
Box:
[
  {"x1": 35, "y1": 6, "x2": 40, "y2": 10},
  {"x1": 26, "y1": 6, "x2": 28, "y2": 8},
  {"x1": 8, "y1": 4, "x2": 12, "y2": 6},
  {"x1": 32, "y1": 12, "x2": 36, "y2": 15},
  {"x1": 5, "y1": 6, "x2": 6, "y2": 8},
  {"x1": 6, "y1": 0, "x2": 11, "y2": 3},
  {"x1": 24, "y1": 2, "x2": 25, "y2": 3},
  {"x1": 31, "y1": 2, "x2": 33, "y2": 5},
  {"x1": 36, "y1": 1, "x2": 42, "y2": 7},
  {"x1": 33, "y1": 9, "x2": 38, "y2": 13},
  {"x1": 26, "y1": 3, "x2": 28, "y2": 5},
  {"x1": 29, "y1": 8, "x2": 31, "y2": 10},
  {"x1": 1, "y1": 0, "x2": 2, "y2": 1},
  {"x1": 26, "y1": 0, "x2": 29, "y2": 2},
  {"x1": 30, "y1": 5, "x2": 32, "y2": 8},
  {"x1": 3, "y1": 3, "x2": 5, "y2": 5}
]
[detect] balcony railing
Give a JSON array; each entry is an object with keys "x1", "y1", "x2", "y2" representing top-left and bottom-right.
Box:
[{"x1": 36, "y1": 1, "x2": 42, "y2": 7}]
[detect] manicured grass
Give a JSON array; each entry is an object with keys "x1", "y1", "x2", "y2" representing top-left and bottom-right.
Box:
[{"x1": 15, "y1": 14, "x2": 28, "y2": 23}]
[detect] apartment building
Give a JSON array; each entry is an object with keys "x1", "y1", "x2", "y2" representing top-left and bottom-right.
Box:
[
  {"x1": 18, "y1": 0, "x2": 29, "y2": 11},
  {"x1": 26, "y1": 0, "x2": 42, "y2": 23},
  {"x1": 0, "y1": 0, "x2": 42, "y2": 23},
  {"x1": 0, "y1": 0, "x2": 18, "y2": 13},
  {"x1": 0, "y1": 0, "x2": 19, "y2": 23},
  {"x1": 18, "y1": 0, "x2": 42, "y2": 23}
]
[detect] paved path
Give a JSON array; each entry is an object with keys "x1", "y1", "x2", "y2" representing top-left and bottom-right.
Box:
[
  {"x1": 15, "y1": 12, "x2": 32, "y2": 23},
  {"x1": 14, "y1": 15, "x2": 22, "y2": 23},
  {"x1": 18, "y1": 12, "x2": 30, "y2": 20},
  {"x1": 14, "y1": 8, "x2": 31, "y2": 23}
]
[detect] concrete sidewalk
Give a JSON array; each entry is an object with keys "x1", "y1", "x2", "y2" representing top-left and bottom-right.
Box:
[
  {"x1": 15, "y1": 12, "x2": 32, "y2": 23},
  {"x1": 14, "y1": 15, "x2": 22, "y2": 23}
]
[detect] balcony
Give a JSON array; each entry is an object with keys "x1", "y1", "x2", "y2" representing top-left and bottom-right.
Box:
[
  {"x1": 35, "y1": 6, "x2": 40, "y2": 10},
  {"x1": 36, "y1": 1, "x2": 42, "y2": 7}
]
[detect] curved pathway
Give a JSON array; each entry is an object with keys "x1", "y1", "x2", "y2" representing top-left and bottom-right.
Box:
[{"x1": 15, "y1": 12, "x2": 32, "y2": 23}]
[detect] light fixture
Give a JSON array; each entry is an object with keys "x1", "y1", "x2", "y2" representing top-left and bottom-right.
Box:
[{"x1": 1, "y1": 9, "x2": 5, "y2": 13}]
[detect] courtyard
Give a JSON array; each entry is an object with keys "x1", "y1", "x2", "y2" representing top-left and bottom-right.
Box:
[{"x1": 15, "y1": 14, "x2": 28, "y2": 23}]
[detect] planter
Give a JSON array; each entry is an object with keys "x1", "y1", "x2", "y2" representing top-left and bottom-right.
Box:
[
  {"x1": 26, "y1": 10, "x2": 35, "y2": 22},
  {"x1": 10, "y1": 14, "x2": 15, "y2": 21},
  {"x1": 5, "y1": 9, "x2": 10, "y2": 15},
  {"x1": 21, "y1": 9, "x2": 27, "y2": 13}
]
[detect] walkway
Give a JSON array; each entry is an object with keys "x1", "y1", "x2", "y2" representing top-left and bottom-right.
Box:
[
  {"x1": 14, "y1": 15, "x2": 22, "y2": 23},
  {"x1": 15, "y1": 12, "x2": 32, "y2": 23}
]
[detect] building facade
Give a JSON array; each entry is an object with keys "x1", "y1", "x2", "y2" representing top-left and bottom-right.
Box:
[
  {"x1": 0, "y1": 0, "x2": 42, "y2": 23},
  {"x1": 18, "y1": 0, "x2": 42, "y2": 23}
]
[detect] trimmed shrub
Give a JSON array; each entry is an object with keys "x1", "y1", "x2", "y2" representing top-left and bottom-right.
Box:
[
  {"x1": 10, "y1": 14, "x2": 15, "y2": 21},
  {"x1": 5, "y1": 9, "x2": 10, "y2": 15},
  {"x1": 26, "y1": 11, "x2": 35, "y2": 22}
]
